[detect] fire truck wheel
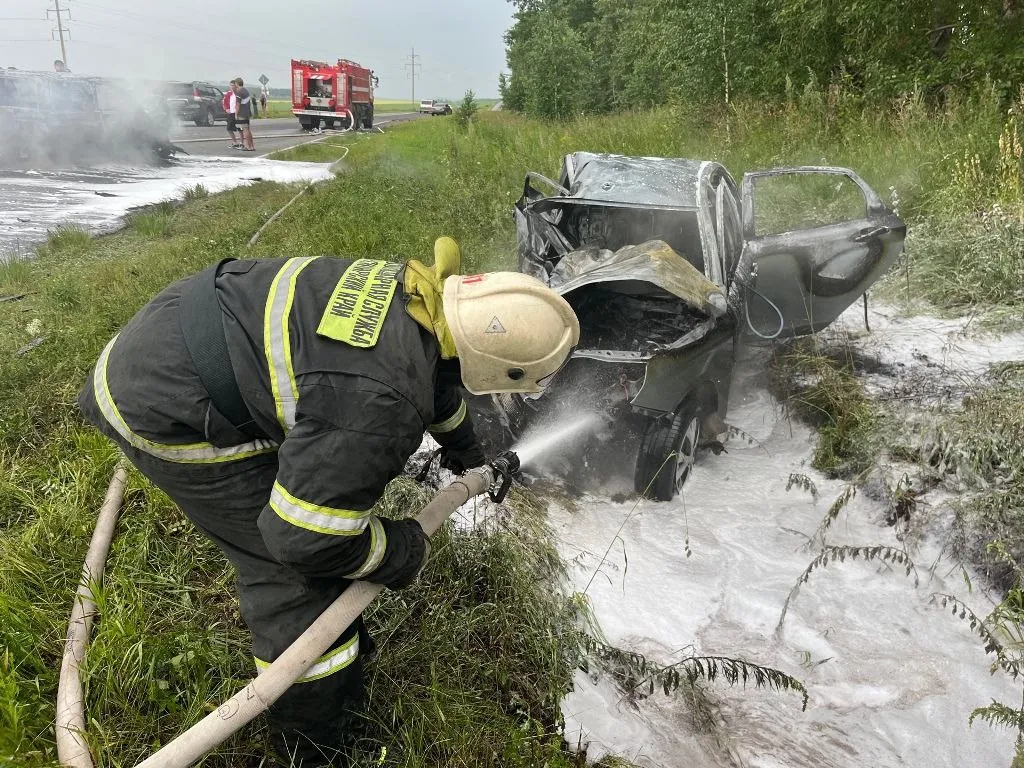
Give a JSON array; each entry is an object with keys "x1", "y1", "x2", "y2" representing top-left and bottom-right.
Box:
[
  {"x1": 363, "y1": 111, "x2": 373, "y2": 129},
  {"x1": 324, "y1": 119, "x2": 336, "y2": 129}
]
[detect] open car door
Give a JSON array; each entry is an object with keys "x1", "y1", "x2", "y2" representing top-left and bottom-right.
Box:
[{"x1": 738, "y1": 167, "x2": 905, "y2": 340}]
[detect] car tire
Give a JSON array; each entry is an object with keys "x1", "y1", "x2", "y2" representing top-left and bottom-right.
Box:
[
  {"x1": 634, "y1": 400, "x2": 702, "y2": 501},
  {"x1": 205, "y1": 107, "x2": 215, "y2": 126}
]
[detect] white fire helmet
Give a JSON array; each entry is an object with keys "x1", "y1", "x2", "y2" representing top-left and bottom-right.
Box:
[{"x1": 442, "y1": 272, "x2": 580, "y2": 395}]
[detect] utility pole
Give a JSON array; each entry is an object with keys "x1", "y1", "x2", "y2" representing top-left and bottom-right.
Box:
[
  {"x1": 47, "y1": 0, "x2": 70, "y2": 68},
  {"x1": 404, "y1": 47, "x2": 421, "y2": 105}
]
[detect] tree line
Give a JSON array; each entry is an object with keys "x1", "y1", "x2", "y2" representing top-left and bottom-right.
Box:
[{"x1": 500, "y1": 0, "x2": 1023, "y2": 117}]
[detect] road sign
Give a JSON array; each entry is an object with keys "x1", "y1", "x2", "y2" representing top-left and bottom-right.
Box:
[{"x1": 258, "y1": 73, "x2": 269, "y2": 85}]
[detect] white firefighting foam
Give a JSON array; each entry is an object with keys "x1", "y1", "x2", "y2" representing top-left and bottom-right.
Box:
[
  {"x1": 548, "y1": 305, "x2": 1023, "y2": 767},
  {"x1": 0, "y1": 156, "x2": 332, "y2": 260}
]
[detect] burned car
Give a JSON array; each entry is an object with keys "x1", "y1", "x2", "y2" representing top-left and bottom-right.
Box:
[
  {"x1": 474, "y1": 152, "x2": 906, "y2": 500},
  {"x1": 0, "y1": 70, "x2": 176, "y2": 168}
]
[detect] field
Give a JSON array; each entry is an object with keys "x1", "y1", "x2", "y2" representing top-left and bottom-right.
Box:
[{"x1": 1, "y1": 91, "x2": 1023, "y2": 765}]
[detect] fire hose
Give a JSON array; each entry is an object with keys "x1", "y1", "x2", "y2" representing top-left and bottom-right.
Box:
[{"x1": 56, "y1": 452, "x2": 521, "y2": 768}]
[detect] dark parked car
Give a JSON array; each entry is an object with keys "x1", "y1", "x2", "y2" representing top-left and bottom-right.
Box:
[
  {"x1": 473, "y1": 153, "x2": 906, "y2": 500},
  {"x1": 165, "y1": 81, "x2": 228, "y2": 126}
]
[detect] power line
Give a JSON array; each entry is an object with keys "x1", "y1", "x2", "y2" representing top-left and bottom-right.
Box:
[
  {"x1": 73, "y1": 19, "x2": 282, "y2": 60},
  {"x1": 72, "y1": 16, "x2": 302, "y2": 76},
  {"x1": 72, "y1": 0, "x2": 301, "y2": 54},
  {"x1": 404, "y1": 47, "x2": 421, "y2": 106},
  {"x1": 73, "y1": 37, "x2": 281, "y2": 76},
  {"x1": 46, "y1": 0, "x2": 70, "y2": 68}
]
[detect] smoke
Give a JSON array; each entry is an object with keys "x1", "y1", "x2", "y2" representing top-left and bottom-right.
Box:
[{"x1": 0, "y1": 69, "x2": 177, "y2": 170}]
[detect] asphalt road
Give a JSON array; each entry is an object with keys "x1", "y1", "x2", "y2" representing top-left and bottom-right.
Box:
[{"x1": 168, "y1": 113, "x2": 423, "y2": 157}]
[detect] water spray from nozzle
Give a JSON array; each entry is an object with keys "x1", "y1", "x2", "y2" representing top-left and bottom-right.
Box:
[{"x1": 511, "y1": 412, "x2": 603, "y2": 469}]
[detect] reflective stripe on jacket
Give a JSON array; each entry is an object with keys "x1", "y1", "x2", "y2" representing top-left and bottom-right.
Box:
[{"x1": 79, "y1": 256, "x2": 478, "y2": 584}]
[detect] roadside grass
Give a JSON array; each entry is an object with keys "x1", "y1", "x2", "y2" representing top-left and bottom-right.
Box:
[
  {"x1": 181, "y1": 183, "x2": 209, "y2": 202},
  {"x1": 42, "y1": 225, "x2": 91, "y2": 253},
  {"x1": 769, "y1": 339, "x2": 881, "y2": 479},
  {"x1": 3, "y1": 89, "x2": 1024, "y2": 763},
  {"x1": 0, "y1": 182, "x2": 582, "y2": 765},
  {"x1": 268, "y1": 135, "x2": 369, "y2": 164},
  {"x1": 922, "y1": 364, "x2": 1024, "y2": 590},
  {"x1": 260, "y1": 100, "x2": 292, "y2": 119},
  {"x1": 0, "y1": 136, "x2": 587, "y2": 761}
]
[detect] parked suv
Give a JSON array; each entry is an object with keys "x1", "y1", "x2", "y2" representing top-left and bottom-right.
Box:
[
  {"x1": 418, "y1": 99, "x2": 452, "y2": 115},
  {"x1": 165, "y1": 81, "x2": 228, "y2": 126}
]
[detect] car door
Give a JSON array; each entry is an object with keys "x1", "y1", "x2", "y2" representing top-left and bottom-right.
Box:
[
  {"x1": 737, "y1": 166, "x2": 905, "y2": 340},
  {"x1": 713, "y1": 175, "x2": 743, "y2": 289},
  {"x1": 213, "y1": 87, "x2": 226, "y2": 118}
]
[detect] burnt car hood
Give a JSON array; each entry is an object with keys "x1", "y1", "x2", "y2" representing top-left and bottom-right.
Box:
[
  {"x1": 549, "y1": 240, "x2": 727, "y2": 319},
  {"x1": 542, "y1": 240, "x2": 727, "y2": 362}
]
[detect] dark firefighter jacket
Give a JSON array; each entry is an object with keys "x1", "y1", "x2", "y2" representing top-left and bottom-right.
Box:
[{"x1": 78, "y1": 256, "x2": 479, "y2": 585}]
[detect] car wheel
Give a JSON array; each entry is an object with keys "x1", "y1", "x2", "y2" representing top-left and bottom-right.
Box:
[
  {"x1": 205, "y1": 107, "x2": 215, "y2": 126},
  {"x1": 634, "y1": 400, "x2": 702, "y2": 501}
]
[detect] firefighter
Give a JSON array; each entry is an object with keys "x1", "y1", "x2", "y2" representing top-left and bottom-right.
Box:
[{"x1": 77, "y1": 237, "x2": 579, "y2": 765}]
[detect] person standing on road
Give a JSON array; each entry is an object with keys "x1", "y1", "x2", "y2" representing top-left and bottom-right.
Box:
[
  {"x1": 232, "y1": 77, "x2": 255, "y2": 151},
  {"x1": 223, "y1": 82, "x2": 241, "y2": 149},
  {"x1": 77, "y1": 237, "x2": 580, "y2": 766},
  {"x1": 260, "y1": 87, "x2": 268, "y2": 115}
]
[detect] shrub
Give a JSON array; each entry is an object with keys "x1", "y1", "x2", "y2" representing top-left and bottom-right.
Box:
[{"x1": 455, "y1": 89, "x2": 479, "y2": 128}]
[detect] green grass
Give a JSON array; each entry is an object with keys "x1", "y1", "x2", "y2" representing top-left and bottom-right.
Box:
[
  {"x1": 0, "y1": 130, "x2": 586, "y2": 765},
  {"x1": 3, "y1": 89, "x2": 1024, "y2": 764},
  {"x1": 770, "y1": 339, "x2": 881, "y2": 479},
  {"x1": 924, "y1": 364, "x2": 1024, "y2": 590},
  {"x1": 260, "y1": 99, "x2": 292, "y2": 119}
]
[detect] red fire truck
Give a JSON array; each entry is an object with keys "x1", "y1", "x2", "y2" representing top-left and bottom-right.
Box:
[{"x1": 291, "y1": 58, "x2": 376, "y2": 131}]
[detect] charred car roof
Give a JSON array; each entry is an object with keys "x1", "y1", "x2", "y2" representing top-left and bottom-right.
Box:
[{"x1": 550, "y1": 152, "x2": 709, "y2": 211}]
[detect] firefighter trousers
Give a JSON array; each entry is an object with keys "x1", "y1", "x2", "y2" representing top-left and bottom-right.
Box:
[{"x1": 112, "y1": 443, "x2": 372, "y2": 766}]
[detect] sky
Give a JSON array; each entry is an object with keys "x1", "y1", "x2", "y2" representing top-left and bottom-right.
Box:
[{"x1": 0, "y1": 0, "x2": 513, "y2": 99}]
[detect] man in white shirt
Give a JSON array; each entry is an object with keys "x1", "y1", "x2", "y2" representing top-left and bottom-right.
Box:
[{"x1": 225, "y1": 81, "x2": 241, "y2": 148}]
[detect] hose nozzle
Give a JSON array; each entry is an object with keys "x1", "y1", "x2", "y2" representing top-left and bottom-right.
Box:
[{"x1": 487, "y1": 450, "x2": 521, "y2": 503}]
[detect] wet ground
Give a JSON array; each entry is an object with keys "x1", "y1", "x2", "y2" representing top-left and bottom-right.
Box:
[
  {"x1": 516, "y1": 304, "x2": 1024, "y2": 767},
  {"x1": 0, "y1": 113, "x2": 422, "y2": 262},
  {"x1": 0, "y1": 156, "x2": 332, "y2": 261}
]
